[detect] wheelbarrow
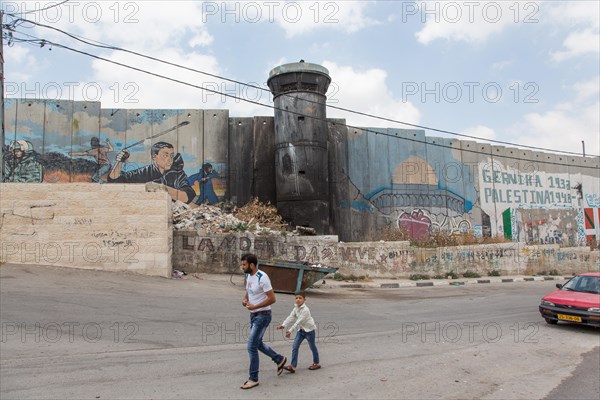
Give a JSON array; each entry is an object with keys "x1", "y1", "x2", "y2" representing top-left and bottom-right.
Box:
[{"x1": 257, "y1": 259, "x2": 337, "y2": 294}]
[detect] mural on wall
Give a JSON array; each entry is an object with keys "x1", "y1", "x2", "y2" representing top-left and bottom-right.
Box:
[
  {"x1": 108, "y1": 140, "x2": 196, "y2": 203},
  {"x1": 478, "y1": 158, "x2": 598, "y2": 245},
  {"x1": 344, "y1": 130, "x2": 479, "y2": 240},
  {"x1": 584, "y1": 208, "x2": 600, "y2": 245},
  {"x1": 2, "y1": 99, "x2": 227, "y2": 205},
  {"x1": 2, "y1": 140, "x2": 43, "y2": 183},
  {"x1": 69, "y1": 137, "x2": 113, "y2": 184},
  {"x1": 512, "y1": 209, "x2": 579, "y2": 246},
  {"x1": 188, "y1": 162, "x2": 222, "y2": 205},
  {"x1": 397, "y1": 209, "x2": 472, "y2": 240}
]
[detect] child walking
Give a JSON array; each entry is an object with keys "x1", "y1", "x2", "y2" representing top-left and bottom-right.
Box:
[{"x1": 276, "y1": 292, "x2": 321, "y2": 372}]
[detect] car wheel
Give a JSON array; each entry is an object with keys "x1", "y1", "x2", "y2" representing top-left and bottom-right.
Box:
[{"x1": 544, "y1": 318, "x2": 558, "y2": 325}]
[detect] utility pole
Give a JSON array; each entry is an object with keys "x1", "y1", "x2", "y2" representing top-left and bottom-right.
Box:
[{"x1": 0, "y1": 11, "x2": 5, "y2": 181}]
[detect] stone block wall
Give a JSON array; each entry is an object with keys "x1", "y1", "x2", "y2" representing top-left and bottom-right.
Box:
[
  {"x1": 173, "y1": 231, "x2": 599, "y2": 277},
  {"x1": 0, "y1": 183, "x2": 173, "y2": 277}
]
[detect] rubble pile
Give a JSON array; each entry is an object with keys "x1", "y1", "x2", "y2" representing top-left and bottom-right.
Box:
[
  {"x1": 233, "y1": 198, "x2": 288, "y2": 231},
  {"x1": 172, "y1": 198, "x2": 294, "y2": 236}
]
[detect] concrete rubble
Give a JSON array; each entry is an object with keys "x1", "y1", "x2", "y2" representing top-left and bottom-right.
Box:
[{"x1": 172, "y1": 198, "x2": 299, "y2": 236}]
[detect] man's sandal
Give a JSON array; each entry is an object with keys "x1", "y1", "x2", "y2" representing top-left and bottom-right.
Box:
[
  {"x1": 308, "y1": 364, "x2": 321, "y2": 370},
  {"x1": 240, "y1": 380, "x2": 259, "y2": 389},
  {"x1": 284, "y1": 365, "x2": 295, "y2": 373},
  {"x1": 277, "y1": 356, "x2": 287, "y2": 376}
]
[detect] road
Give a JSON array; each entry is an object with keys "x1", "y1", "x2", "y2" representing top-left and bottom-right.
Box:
[{"x1": 1, "y1": 264, "x2": 598, "y2": 399}]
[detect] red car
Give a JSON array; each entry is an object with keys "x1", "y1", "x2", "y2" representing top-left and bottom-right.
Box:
[{"x1": 539, "y1": 272, "x2": 600, "y2": 327}]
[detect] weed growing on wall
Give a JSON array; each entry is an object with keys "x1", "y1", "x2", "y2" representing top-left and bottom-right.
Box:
[{"x1": 378, "y1": 227, "x2": 511, "y2": 248}]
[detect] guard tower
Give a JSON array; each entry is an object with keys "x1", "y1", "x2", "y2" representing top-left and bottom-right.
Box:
[{"x1": 267, "y1": 61, "x2": 331, "y2": 234}]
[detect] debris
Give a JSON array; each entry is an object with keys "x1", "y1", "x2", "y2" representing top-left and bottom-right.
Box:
[
  {"x1": 296, "y1": 226, "x2": 317, "y2": 235},
  {"x1": 172, "y1": 269, "x2": 185, "y2": 279},
  {"x1": 172, "y1": 198, "x2": 314, "y2": 237}
]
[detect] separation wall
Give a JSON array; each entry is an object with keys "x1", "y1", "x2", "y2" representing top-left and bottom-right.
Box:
[
  {"x1": 0, "y1": 182, "x2": 173, "y2": 277},
  {"x1": 3, "y1": 99, "x2": 599, "y2": 247},
  {"x1": 332, "y1": 125, "x2": 600, "y2": 244}
]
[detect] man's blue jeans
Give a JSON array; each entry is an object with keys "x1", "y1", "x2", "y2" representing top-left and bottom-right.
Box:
[
  {"x1": 247, "y1": 312, "x2": 283, "y2": 382},
  {"x1": 291, "y1": 329, "x2": 319, "y2": 367}
]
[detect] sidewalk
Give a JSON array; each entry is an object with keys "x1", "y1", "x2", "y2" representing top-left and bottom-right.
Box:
[
  {"x1": 314, "y1": 274, "x2": 572, "y2": 289},
  {"x1": 175, "y1": 270, "x2": 572, "y2": 290}
]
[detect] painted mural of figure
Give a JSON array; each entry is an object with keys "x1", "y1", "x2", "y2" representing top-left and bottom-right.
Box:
[
  {"x1": 3, "y1": 140, "x2": 43, "y2": 183},
  {"x1": 70, "y1": 137, "x2": 113, "y2": 184},
  {"x1": 188, "y1": 162, "x2": 219, "y2": 205},
  {"x1": 108, "y1": 141, "x2": 196, "y2": 204}
]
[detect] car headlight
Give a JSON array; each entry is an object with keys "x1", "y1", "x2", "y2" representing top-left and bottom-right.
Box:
[
  {"x1": 541, "y1": 300, "x2": 555, "y2": 307},
  {"x1": 588, "y1": 307, "x2": 600, "y2": 313}
]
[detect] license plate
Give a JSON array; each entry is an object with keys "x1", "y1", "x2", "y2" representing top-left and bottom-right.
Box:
[{"x1": 557, "y1": 314, "x2": 582, "y2": 322}]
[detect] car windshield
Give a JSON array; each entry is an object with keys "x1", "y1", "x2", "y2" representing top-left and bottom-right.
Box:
[{"x1": 562, "y1": 276, "x2": 600, "y2": 294}]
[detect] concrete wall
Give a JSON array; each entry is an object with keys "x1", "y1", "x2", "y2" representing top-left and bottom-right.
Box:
[
  {"x1": 3, "y1": 98, "x2": 599, "y2": 248},
  {"x1": 0, "y1": 183, "x2": 173, "y2": 277},
  {"x1": 173, "y1": 231, "x2": 599, "y2": 278},
  {"x1": 332, "y1": 126, "x2": 600, "y2": 244}
]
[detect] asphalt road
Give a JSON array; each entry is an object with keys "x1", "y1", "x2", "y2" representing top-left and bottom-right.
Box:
[{"x1": 1, "y1": 264, "x2": 598, "y2": 399}]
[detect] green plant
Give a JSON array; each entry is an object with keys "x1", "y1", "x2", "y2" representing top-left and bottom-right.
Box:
[
  {"x1": 409, "y1": 273, "x2": 430, "y2": 281},
  {"x1": 462, "y1": 271, "x2": 481, "y2": 278},
  {"x1": 488, "y1": 269, "x2": 501, "y2": 276},
  {"x1": 331, "y1": 272, "x2": 370, "y2": 282},
  {"x1": 549, "y1": 269, "x2": 560, "y2": 276},
  {"x1": 447, "y1": 270, "x2": 459, "y2": 279},
  {"x1": 332, "y1": 272, "x2": 344, "y2": 281}
]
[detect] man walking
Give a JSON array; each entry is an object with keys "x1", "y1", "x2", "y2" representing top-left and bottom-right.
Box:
[{"x1": 240, "y1": 253, "x2": 287, "y2": 389}]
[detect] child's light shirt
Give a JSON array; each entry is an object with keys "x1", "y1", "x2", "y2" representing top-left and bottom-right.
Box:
[{"x1": 281, "y1": 303, "x2": 317, "y2": 334}]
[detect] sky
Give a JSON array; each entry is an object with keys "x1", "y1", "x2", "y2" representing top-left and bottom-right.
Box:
[{"x1": 2, "y1": 0, "x2": 599, "y2": 156}]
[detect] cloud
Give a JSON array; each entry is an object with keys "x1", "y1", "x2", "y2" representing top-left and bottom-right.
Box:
[
  {"x1": 508, "y1": 77, "x2": 600, "y2": 155},
  {"x1": 414, "y1": 1, "x2": 518, "y2": 45},
  {"x1": 491, "y1": 60, "x2": 513, "y2": 71},
  {"x1": 321, "y1": 61, "x2": 421, "y2": 128},
  {"x1": 573, "y1": 77, "x2": 600, "y2": 102},
  {"x1": 544, "y1": 1, "x2": 599, "y2": 29},
  {"x1": 87, "y1": 49, "x2": 222, "y2": 109},
  {"x1": 3, "y1": 46, "x2": 39, "y2": 82},
  {"x1": 543, "y1": 1, "x2": 599, "y2": 61},
  {"x1": 550, "y1": 29, "x2": 600, "y2": 62},
  {"x1": 273, "y1": 1, "x2": 378, "y2": 37},
  {"x1": 15, "y1": 1, "x2": 213, "y2": 52}
]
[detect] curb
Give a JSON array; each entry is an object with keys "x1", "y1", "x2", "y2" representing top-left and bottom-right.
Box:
[{"x1": 320, "y1": 275, "x2": 572, "y2": 290}]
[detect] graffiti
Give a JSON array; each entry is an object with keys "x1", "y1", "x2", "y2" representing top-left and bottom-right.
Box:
[
  {"x1": 586, "y1": 194, "x2": 600, "y2": 207},
  {"x1": 520, "y1": 247, "x2": 555, "y2": 259},
  {"x1": 398, "y1": 210, "x2": 431, "y2": 240},
  {"x1": 432, "y1": 215, "x2": 471, "y2": 235},
  {"x1": 584, "y1": 208, "x2": 600, "y2": 244},
  {"x1": 556, "y1": 251, "x2": 590, "y2": 262}
]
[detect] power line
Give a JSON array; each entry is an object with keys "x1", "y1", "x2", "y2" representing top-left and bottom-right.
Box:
[
  {"x1": 4, "y1": 29, "x2": 600, "y2": 171},
  {"x1": 6, "y1": 16, "x2": 599, "y2": 158},
  {"x1": 3, "y1": 1, "x2": 70, "y2": 15}
]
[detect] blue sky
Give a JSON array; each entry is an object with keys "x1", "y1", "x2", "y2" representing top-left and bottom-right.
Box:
[{"x1": 2, "y1": 1, "x2": 599, "y2": 155}]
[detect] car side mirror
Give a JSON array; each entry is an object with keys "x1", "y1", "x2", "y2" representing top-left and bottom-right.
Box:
[{"x1": 555, "y1": 283, "x2": 563, "y2": 289}]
